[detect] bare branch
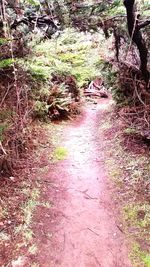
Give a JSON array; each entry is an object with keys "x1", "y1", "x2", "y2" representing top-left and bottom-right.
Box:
[{"x1": 138, "y1": 20, "x2": 150, "y2": 30}]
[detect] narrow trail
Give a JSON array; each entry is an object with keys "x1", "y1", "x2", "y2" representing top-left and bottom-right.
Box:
[{"x1": 35, "y1": 99, "x2": 131, "y2": 267}]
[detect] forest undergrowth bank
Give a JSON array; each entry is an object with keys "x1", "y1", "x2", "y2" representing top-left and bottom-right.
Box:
[{"x1": 99, "y1": 103, "x2": 150, "y2": 267}]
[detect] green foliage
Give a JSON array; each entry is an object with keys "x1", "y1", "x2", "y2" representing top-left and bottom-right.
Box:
[
  {"x1": 21, "y1": 187, "x2": 40, "y2": 226},
  {"x1": 33, "y1": 84, "x2": 72, "y2": 119},
  {"x1": 106, "y1": 0, "x2": 125, "y2": 16},
  {"x1": 60, "y1": 29, "x2": 78, "y2": 45},
  {"x1": 29, "y1": 64, "x2": 51, "y2": 80},
  {"x1": 0, "y1": 124, "x2": 8, "y2": 141},
  {"x1": 96, "y1": 59, "x2": 130, "y2": 105},
  {"x1": 26, "y1": 30, "x2": 97, "y2": 119},
  {"x1": 38, "y1": 87, "x2": 50, "y2": 101},
  {"x1": 96, "y1": 60, "x2": 119, "y2": 94},
  {"x1": 27, "y1": 29, "x2": 102, "y2": 88},
  {"x1": 123, "y1": 203, "x2": 150, "y2": 230},
  {"x1": 143, "y1": 255, "x2": 150, "y2": 267},
  {"x1": 25, "y1": 0, "x2": 40, "y2": 6},
  {"x1": 0, "y1": 59, "x2": 14, "y2": 69},
  {"x1": 111, "y1": 86, "x2": 129, "y2": 106},
  {"x1": 98, "y1": 61, "x2": 117, "y2": 87},
  {"x1": 131, "y1": 243, "x2": 150, "y2": 267},
  {"x1": 22, "y1": 29, "x2": 111, "y2": 120},
  {"x1": 58, "y1": 52, "x2": 85, "y2": 66},
  {"x1": 34, "y1": 100, "x2": 49, "y2": 118},
  {"x1": 47, "y1": 84, "x2": 72, "y2": 118},
  {"x1": 0, "y1": 38, "x2": 8, "y2": 45}
]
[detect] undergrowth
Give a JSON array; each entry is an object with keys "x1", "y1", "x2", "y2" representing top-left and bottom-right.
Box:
[
  {"x1": 20, "y1": 29, "x2": 105, "y2": 118},
  {"x1": 0, "y1": 25, "x2": 149, "y2": 267},
  {"x1": 98, "y1": 103, "x2": 150, "y2": 267}
]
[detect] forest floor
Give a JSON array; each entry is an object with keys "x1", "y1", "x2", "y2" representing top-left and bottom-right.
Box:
[{"x1": 28, "y1": 97, "x2": 132, "y2": 267}]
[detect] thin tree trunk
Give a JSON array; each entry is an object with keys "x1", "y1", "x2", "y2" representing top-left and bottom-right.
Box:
[{"x1": 124, "y1": 0, "x2": 149, "y2": 84}]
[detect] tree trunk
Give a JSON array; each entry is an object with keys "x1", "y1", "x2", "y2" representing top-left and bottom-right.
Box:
[{"x1": 124, "y1": 0, "x2": 149, "y2": 85}]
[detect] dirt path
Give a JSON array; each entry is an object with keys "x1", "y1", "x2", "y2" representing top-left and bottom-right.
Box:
[{"x1": 35, "y1": 99, "x2": 131, "y2": 267}]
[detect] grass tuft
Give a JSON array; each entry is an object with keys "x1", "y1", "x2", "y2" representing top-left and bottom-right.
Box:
[{"x1": 54, "y1": 146, "x2": 68, "y2": 161}]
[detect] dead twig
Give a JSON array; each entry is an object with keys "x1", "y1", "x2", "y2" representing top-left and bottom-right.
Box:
[
  {"x1": 0, "y1": 141, "x2": 7, "y2": 155},
  {"x1": 87, "y1": 227, "x2": 100, "y2": 236},
  {"x1": 116, "y1": 224, "x2": 124, "y2": 234}
]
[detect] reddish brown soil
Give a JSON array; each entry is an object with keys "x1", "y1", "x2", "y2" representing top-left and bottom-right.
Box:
[{"x1": 33, "y1": 99, "x2": 131, "y2": 267}]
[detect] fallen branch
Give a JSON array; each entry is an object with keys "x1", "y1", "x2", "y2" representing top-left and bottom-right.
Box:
[
  {"x1": 0, "y1": 141, "x2": 7, "y2": 155},
  {"x1": 11, "y1": 14, "x2": 58, "y2": 31},
  {"x1": 0, "y1": 84, "x2": 13, "y2": 107},
  {"x1": 87, "y1": 227, "x2": 100, "y2": 236}
]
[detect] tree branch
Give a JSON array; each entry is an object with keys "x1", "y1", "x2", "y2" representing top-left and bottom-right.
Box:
[
  {"x1": 11, "y1": 15, "x2": 58, "y2": 30},
  {"x1": 138, "y1": 20, "x2": 150, "y2": 30}
]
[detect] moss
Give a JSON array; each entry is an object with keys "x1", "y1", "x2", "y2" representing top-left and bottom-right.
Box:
[
  {"x1": 130, "y1": 243, "x2": 150, "y2": 267},
  {"x1": 54, "y1": 146, "x2": 68, "y2": 160},
  {"x1": 123, "y1": 203, "x2": 150, "y2": 229},
  {"x1": 143, "y1": 255, "x2": 150, "y2": 267}
]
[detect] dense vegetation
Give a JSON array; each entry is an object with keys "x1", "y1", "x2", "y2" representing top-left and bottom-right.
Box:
[{"x1": 0, "y1": 0, "x2": 150, "y2": 266}]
